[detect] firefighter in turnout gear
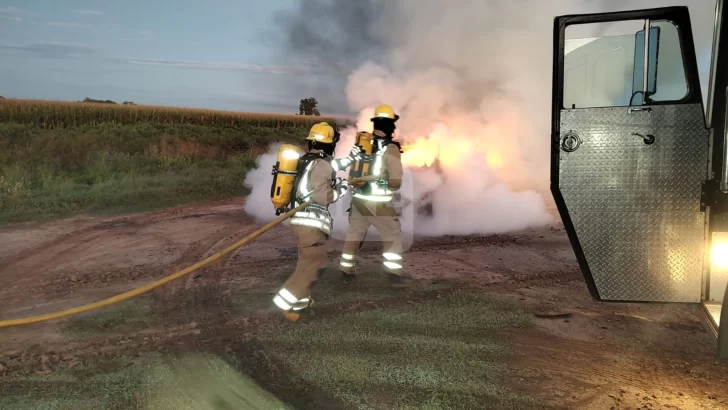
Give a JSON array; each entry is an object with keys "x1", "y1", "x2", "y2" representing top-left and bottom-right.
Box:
[
  {"x1": 340, "y1": 104, "x2": 406, "y2": 285},
  {"x1": 272, "y1": 122, "x2": 359, "y2": 322}
]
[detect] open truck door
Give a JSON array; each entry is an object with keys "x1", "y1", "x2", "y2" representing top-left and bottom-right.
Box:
[{"x1": 552, "y1": 5, "x2": 728, "y2": 357}]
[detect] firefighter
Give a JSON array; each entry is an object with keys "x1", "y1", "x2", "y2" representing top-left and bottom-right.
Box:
[
  {"x1": 272, "y1": 122, "x2": 359, "y2": 322},
  {"x1": 339, "y1": 104, "x2": 406, "y2": 286}
]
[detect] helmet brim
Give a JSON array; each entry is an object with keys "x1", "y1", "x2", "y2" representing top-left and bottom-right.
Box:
[{"x1": 370, "y1": 115, "x2": 399, "y2": 122}]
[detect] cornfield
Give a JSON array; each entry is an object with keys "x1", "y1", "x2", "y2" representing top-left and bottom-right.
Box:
[{"x1": 0, "y1": 98, "x2": 344, "y2": 128}]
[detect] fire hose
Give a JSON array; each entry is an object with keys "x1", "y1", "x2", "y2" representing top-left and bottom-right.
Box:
[{"x1": 0, "y1": 202, "x2": 310, "y2": 329}]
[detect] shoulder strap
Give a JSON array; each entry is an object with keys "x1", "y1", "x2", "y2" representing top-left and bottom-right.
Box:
[
  {"x1": 382, "y1": 139, "x2": 403, "y2": 153},
  {"x1": 375, "y1": 138, "x2": 403, "y2": 154},
  {"x1": 289, "y1": 153, "x2": 322, "y2": 208}
]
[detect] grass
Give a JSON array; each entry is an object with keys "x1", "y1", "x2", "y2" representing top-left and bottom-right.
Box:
[
  {"x1": 0, "y1": 97, "x2": 355, "y2": 224},
  {"x1": 0, "y1": 122, "x2": 311, "y2": 223},
  {"x1": 61, "y1": 298, "x2": 154, "y2": 341},
  {"x1": 140, "y1": 355, "x2": 292, "y2": 410},
  {"x1": 0, "y1": 286, "x2": 540, "y2": 410},
  {"x1": 0, "y1": 153, "x2": 256, "y2": 223},
  {"x1": 255, "y1": 292, "x2": 539, "y2": 409},
  {"x1": 0, "y1": 354, "x2": 290, "y2": 410},
  {"x1": 0, "y1": 99, "x2": 356, "y2": 224},
  {"x1": 0, "y1": 354, "x2": 160, "y2": 410}
]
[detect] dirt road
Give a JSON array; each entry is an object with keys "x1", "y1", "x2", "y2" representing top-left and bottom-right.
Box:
[{"x1": 1, "y1": 198, "x2": 727, "y2": 409}]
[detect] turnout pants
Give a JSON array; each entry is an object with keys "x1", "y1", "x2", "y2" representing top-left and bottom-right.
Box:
[
  {"x1": 273, "y1": 224, "x2": 327, "y2": 312},
  {"x1": 340, "y1": 197, "x2": 404, "y2": 276}
]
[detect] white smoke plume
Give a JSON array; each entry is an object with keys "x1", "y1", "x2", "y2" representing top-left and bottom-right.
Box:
[
  {"x1": 246, "y1": 0, "x2": 717, "y2": 238},
  {"x1": 243, "y1": 144, "x2": 287, "y2": 222}
]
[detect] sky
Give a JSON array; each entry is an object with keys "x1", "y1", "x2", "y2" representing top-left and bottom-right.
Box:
[
  {"x1": 0, "y1": 0, "x2": 341, "y2": 114},
  {"x1": 0, "y1": 0, "x2": 719, "y2": 116}
]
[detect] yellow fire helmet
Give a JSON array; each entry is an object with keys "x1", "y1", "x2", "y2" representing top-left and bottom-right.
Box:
[
  {"x1": 371, "y1": 104, "x2": 400, "y2": 122},
  {"x1": 306, "y1": 122, "x2": 336, "y2": 144}
]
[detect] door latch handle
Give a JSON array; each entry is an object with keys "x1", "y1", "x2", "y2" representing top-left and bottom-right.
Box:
[
  {"x1": 631, "y1": 132, "x2": 655, "y2": 145},
  {"x1": 560, "y1": 131, "x2": 581, "y2": 152}
]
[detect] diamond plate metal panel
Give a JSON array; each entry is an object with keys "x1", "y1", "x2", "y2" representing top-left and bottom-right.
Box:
[{"x1": 558, "y1": 104, "x2": 709, "y2": 302}]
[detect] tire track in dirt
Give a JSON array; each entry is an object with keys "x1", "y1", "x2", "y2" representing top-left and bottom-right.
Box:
[
  {"x1": 162, "y1": 223, "x2": 264, "y2": 294},
  {"x1": 514, "y1": 336, "x2": 647, "y2": 388},
  {"x1": 25, "y1": 224, "x2": 255, "y2": 299},
  {"x1": 0, "y1": 199, "x2": 242, "y2": 273},
  {"x1": 0, "y1": 220, "x2": 152, "y2": 303},
  {"x1": 171, "y1": 224, "x2": 250, "y2": 268},
  {"x1": 0, "y1": 219, "x2": 139, "y2": 274},
  {"x1": 0, "y1": 203, "x2": 249, "y2": 307}
]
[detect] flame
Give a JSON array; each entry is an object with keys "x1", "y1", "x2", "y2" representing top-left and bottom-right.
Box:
[
  {"x1": 402, "y1": 139, "x2": 438, "y2": 167},
  {"x1": 402, "y1": 133, "x2": 503, "y2": 171},
  {"x1": 364, "y1": 108, "x2": 520, "y2": 191},
  {"x1": 439, "y1": 138, "x2": 473, "y2": 168},
  {"x1": 486, "y1": 150, "x2": 505, "y2": 169}
]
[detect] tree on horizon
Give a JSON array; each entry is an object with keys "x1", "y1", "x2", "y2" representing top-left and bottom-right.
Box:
[{"x1": 298, "y1": 97, "x2": 321, "y2": 116}]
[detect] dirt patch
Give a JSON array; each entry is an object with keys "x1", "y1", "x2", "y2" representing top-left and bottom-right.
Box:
[
  {"x1": 1, "y1": 199, "x2": 726, "y2": 409},
  {"x1": 497, "y1": 282, "x2": 728, "y2": 409}
]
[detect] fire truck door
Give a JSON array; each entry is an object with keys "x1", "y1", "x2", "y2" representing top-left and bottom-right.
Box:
[{"x1": 552, "y1": 7, "x2": 710, "y2": 302}]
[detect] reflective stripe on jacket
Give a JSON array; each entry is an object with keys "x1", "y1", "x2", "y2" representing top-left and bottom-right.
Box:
[
  {"x1": 290, "y1": 157, "x2": 335, "y2": 234},
  {"x1": 352, "y1": 138, "x2": 403, "y2": 203}
]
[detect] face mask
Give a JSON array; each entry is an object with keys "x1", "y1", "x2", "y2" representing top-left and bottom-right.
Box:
[{"x1": 373, "y1": 119, "x2": 396, "y2": 137}]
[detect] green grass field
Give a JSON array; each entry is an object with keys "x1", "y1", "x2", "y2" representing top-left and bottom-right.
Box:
[
  {"x1": 0, "y1": 97, "x2": 357, "y2": 224},
  {"x1": 0, "y1": 122, "x2": 309, "y2": 223}
]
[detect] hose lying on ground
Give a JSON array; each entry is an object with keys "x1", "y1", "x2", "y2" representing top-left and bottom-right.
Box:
[{"x1": 0, "y1": 202, "x2": 310, "y2": 329}]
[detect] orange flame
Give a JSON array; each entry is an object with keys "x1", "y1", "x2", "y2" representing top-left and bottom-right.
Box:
[
  {"x1": 402, "y1": 139, "x2": 438, "y2": 167},
  {"x1": 401, "y1": 134, "x2": 508, "y2": 171},
  {"x1": 486, "y1": 150, "x2": 505, "y2": 169}
]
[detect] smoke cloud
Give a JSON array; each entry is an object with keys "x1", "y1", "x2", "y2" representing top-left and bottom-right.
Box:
[{"x1": 245, "y1": 0, "x2": 717, "y2": 238}]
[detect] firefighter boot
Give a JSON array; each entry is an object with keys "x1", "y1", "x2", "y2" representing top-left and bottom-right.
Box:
[
  {"x1": 282, "y1": 297, "x2": 315, "y2": 323},
  {"x1": 341, "y1": 271, "x2": 356, "y2": 284},
  {"x1": 339, "y1": 253, "x2": 357, "y2": 284}
]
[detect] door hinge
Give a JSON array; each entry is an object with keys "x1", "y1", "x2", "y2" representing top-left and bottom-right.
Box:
[{"x1": 702, "y1": 179, "x2": 720, "y2": 211}]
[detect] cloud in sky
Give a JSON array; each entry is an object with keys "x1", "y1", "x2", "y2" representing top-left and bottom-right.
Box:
[
  {"x1": 0, "y1": 7, "x2": 25, "y2": 21},
  {"x1": 48, "y1": 21, "x2": 92, "y2": 29},
  {"x1": 77, "y1": 10, "x2": 104, "y2": 15},
  {"x1": 0, "y1": 14, "x2": 21, "y2": 22},
  {"x1": 0, "y1": 41, "x2": 95, "y2": 59},
  {"x1": 0, "y1": 6, "x2": 38, "y2": 19},
  {"x1": 0, "y1": 40, "x2": 321, "y2": 75},
  {"x1": 117, "y1": 57, "x2": 327, "y2": 75}
]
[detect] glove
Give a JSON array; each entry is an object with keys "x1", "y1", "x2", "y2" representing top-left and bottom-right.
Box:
[
  {"x1": 348, "y1": 145, "x2": 363, "y2": 161},
  {"x1": 332, "y1": 178, "x2": 349, "y2": 201},
  {"x1": 334, "y1": 178, "x2": 349, "y2": 194},
  {"x1": 347, "y1": 177, "x2": 366, "y2": 188}
]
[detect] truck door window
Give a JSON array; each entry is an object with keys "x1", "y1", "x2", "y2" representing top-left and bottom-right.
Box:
[
  {"x1": 563, "y1": 20, "x2": 688, "y2": 108},
  {"x1": 645, "y1": 21, "x2": 688, "y2": 103}
]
